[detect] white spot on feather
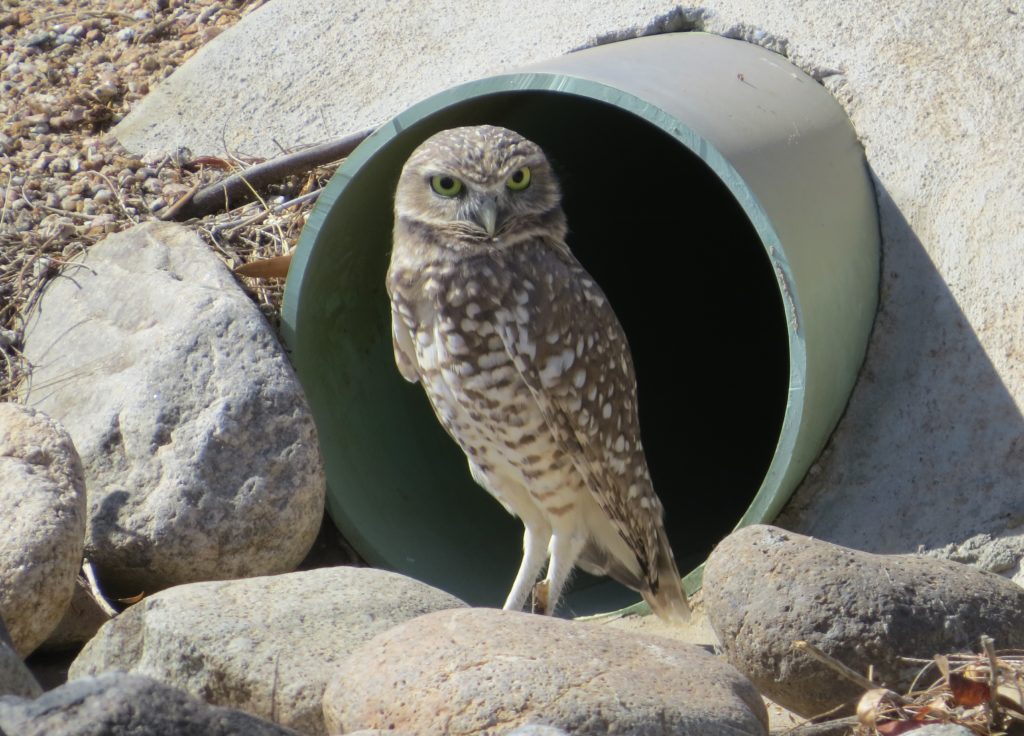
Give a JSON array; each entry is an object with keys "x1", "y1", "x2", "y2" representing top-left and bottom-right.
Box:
[
  {"x1": 539, "y1": 355, "x2": 566, "y2": 386},
  {"x1": 517, "y1": 329, "x2": 536, "y2": 361},
  {"x1": 478, "y1": 351, "x2": 507, "y2": 369},
  {"x1": 446, "y1": 332, "x2": 468, "y2": 354}
]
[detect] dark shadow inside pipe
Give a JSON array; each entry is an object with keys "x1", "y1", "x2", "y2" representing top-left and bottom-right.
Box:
[{"x1": 300, "y1": 90, "x2": 790, "y2": 613}]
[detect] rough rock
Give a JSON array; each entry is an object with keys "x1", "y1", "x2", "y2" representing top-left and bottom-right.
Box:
[
  {"x1": 69, "y1": 566, "x2": 467, "y2": 735},
  {"x1": 0, "y1": 672, "x2": 300, "y2": 736},
  {"x1": 0, "y1": 616, "x2": 41, "y2": 699},
  {"x1": 913, "y1": 727, "x2": 976, "y2": 736},
  {"x1": 0, "y1": 403, "x2": 86, "y2": 656},
  {"x1": 111, "y1": 0, "x2": 1024, "y2": 586},
  {"x1": 324, "y1": 607, "x2": 768, "y2": 736},
  {"x1": 19, "y1": 221, "x2": 325, "y2": 596},
  {"x1": 703, "y1": 525, "x2": 1024, "y2": 717}
]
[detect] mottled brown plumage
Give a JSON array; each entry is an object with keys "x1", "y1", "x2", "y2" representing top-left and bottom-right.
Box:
[{"x1": 387, "y1": 125, "x2": 689, "y2": 622}]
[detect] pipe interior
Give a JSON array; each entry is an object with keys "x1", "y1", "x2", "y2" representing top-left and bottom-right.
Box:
[{"x1": 313, "y1": 90, "x2": 790, "y2": 613}]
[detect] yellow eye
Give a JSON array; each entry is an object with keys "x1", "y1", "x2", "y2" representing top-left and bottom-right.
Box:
[
  {"x1": 506, "y1": 167, "x2": 531, "y2": 191},
  {"x1": 430, "y1": 175, "x2": 463, "y2": 197}
]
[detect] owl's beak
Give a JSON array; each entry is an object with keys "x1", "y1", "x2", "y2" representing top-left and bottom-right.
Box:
[{"x1": 474, "y1": 199, "x2": 498, "y2": 237}]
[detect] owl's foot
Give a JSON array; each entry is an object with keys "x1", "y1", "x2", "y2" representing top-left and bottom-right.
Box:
[{"x1": 531, "y1": 580, "x2": 550, "y2": 615}]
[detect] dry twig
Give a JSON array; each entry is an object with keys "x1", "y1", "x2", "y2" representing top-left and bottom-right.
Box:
[{"x1": 173, "y1": 126, "x2": 376, "y2": 219}]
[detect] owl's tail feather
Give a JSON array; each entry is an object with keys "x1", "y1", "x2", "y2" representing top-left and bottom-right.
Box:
[{"x1": 642, "y1": 531, "x2": 691, "y2": 625}]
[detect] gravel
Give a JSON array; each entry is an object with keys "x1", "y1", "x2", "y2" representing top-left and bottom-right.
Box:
[{"x1": 0, "y1": 0, "x2": 290, "y2": 400}]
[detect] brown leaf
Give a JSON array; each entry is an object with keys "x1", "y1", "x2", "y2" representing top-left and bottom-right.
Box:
[
  {"x1": 949, "y1": 671, "x2": 991, "y2": 707},
  {"x1": 189, "y1": 156, "x2": 234, "y2": 170},
  {"x1": 234, "y1": 253, "x2": 293, "y2": 279},
  {"x1": 117, "y1": 591, "x2": 145, "y2": 605}
]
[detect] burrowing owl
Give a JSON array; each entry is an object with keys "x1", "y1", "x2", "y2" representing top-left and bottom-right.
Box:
[{"x1": 386, "y1": 125, "x2": 690, "y2": 622}]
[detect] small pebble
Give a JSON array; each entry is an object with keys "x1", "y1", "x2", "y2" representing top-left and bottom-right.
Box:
[
  {"x1": 92, "y1": 81, "x2": 119, "y2": 101},
  {"x1": 21, "y1": 31, "x2": 51, "y2": 48}
]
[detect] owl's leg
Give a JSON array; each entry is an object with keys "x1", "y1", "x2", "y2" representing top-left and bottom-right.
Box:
[
  {"x1": 542, "y1": 530, "x2": 586, "y2": 615},
  {"x1": 503, "y1": 522, "x2": 550, "y2": 612},
  {"x1": 468, "y1": 460, "x2": 552, "y2": 613}
]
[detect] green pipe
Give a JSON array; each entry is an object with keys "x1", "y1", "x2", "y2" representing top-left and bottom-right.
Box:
[{"x1": 281, "y1": 32, "x2": 879, "y2": 615}]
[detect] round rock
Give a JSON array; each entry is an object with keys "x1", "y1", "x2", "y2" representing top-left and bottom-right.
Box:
[
  {"x1": 703, "y1": 525, "x2": 1024, "y2": 718},
  {"x1": 19, "y1": 221, "x2": 325, "y2": 596},
  {"x1": 69, "y1": 566, "x2": 466, "y2": 735},
  {"x1": 0, "y1": 672, "x2": 300, "y2": 736},
  {"x1": 0, "y1": 615, "x2": 42, "y2": 698},
  {"x1": 0, "y1": 403, "x2": 86, "y2": 656},
  {"x1": 324, "y1": 607, "x2": 768, "y2": 735}
]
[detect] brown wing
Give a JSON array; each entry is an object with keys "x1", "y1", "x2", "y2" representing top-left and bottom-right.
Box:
[{"x1": 493, "y1": 243, "x2": 665, "y2": 583}]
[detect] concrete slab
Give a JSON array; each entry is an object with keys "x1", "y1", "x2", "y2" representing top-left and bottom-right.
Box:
[{"x1": 113, "y1": 0, "x2": 1024, "y2": 582}]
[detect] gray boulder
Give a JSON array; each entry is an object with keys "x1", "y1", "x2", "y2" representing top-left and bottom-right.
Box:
[
  {"x1": 703, "y1": 525, "x2": 1024, "y2": 717},
  {"x1": 69, "y1": 566, "x2": 467, "y2": 735},
  {"x1": 19, "y1": 221, "x2": 325, "y2": 596},
  {"x1": 324, "y1": 607, "x2": 768, "y2": 735},
  {"x1": 0, "y1": 403, "x2": 86, "y2": 656},
  {"x1": 0, "y1": 672, "x2": 300, "y2": 736},
  {"x1": 0, "y1": 616, "x2": 41, "y2": 699}
]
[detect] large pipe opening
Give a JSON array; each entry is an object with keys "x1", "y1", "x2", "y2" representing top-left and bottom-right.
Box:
[{"x1": 283, "y1": 33, "x2": 878, "y2": 615}]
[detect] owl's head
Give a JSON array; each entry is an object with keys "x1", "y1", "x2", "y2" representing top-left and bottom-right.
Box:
[{"x1": 394, "y1": 125, "x2": 567, "y2": 253}]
